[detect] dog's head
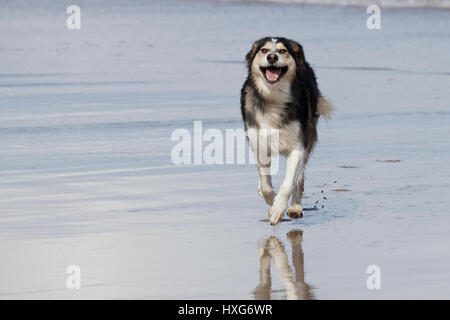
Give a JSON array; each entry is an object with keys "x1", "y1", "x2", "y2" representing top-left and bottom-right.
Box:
[{"x1": 245, "y1": 37, "x2": 305, "y2": 86}]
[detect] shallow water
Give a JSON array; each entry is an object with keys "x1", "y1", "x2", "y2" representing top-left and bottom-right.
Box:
[{"x1": 0, "y1": 0, "x2": 449, "y2": 299}]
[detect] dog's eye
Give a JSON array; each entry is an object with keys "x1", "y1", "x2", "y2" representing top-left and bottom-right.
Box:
[
  {"x1": 261, "y1": 48, "x2": 268, "y2": 54},
  {"x1": 278, "y1": 49, "x2": 287, "y2": 54}
]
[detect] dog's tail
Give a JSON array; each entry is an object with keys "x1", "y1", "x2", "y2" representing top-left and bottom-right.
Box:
[{"x1": 317, "y1": 96, "x2": 335, "y2": 122}]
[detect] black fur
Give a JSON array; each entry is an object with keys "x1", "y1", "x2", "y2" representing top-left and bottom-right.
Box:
[{"x1": 240, "y1": 37, "x2": 320, "y2": 154}]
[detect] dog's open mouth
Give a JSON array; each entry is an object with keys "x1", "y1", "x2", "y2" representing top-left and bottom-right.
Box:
[{"x1": 261, "y1": 66, "x2": 288, "y2": 84}]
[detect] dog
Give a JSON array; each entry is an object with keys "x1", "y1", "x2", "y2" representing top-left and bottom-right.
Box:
[{"x1": 240, "y1": 37, "x2": 333, "y2": 225}]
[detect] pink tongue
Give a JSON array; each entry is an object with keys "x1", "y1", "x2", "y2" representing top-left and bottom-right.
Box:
[{"x1": 266, "y1": 68, "x2": 281, "y2": 82}]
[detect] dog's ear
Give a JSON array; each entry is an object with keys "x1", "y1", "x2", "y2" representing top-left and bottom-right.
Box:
[
  {"x1": 288, "y1": 40, "x2": 305, "y2": 69},
  {"x1": 245, "y1": 41, "x2": 259, "y2": 67}
]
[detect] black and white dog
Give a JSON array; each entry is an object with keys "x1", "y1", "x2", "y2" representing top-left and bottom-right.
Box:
[{"x1": 240, "y1": 37, "x2": 333, "y2": 225}]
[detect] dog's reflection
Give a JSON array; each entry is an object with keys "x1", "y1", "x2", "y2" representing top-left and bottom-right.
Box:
[{"x1": 253, "y1": 230, "x2": 314, "y2": 300}]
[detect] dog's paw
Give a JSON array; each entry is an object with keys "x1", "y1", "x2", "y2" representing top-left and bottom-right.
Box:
[
  {"x1": 286, "y1": 204, "x2": 303, "y2": 220},
  {"x1": 268, "y1": 207, "x2": 284, "y2": 225}
]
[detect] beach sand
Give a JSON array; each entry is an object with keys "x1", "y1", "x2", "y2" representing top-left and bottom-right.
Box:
[{"x1": 0, "y1": 0, "x2": 449, "y2": 299}]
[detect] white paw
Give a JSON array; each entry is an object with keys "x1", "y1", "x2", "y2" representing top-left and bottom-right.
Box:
[
  {"x1": 268, "y1": 206, "x2": 285, "y2": 225},
  {"x1": 268, "y1": 195, "x2": 290, "y2": 225}
]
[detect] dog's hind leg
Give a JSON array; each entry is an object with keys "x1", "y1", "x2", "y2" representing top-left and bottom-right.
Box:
[
  {"x1": 287, "y1": 172, "x2": 305, "y2": 220},
  {"x1": 269, "y1": 148, "x2": 304, "y2": 225},
  {"x1": 287, "y1": 146, "x2": 311, "y2": 220}
]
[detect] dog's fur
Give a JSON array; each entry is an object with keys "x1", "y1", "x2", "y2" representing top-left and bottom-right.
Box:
[{"x1": 240, "y1": 37, "x2": 333, "y2": 225}]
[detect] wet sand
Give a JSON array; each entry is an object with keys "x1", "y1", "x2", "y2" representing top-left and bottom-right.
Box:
[{"x1": 0, "y1": 0, "x2": 449, "y2": 299}]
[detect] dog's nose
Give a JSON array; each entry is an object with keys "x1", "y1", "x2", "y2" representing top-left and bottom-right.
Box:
[{"x1": 267, "y1": 53, "x2": 278, "y2": 64}]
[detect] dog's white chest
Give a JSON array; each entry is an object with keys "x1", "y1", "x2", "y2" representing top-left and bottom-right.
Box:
[{"x1": 247, "y1": 107, "x2": 302, "y2": 156}]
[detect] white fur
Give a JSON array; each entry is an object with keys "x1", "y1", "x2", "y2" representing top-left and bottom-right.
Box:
[{"x1": 254, "y1": 78, "x2": 291, "y2": 104}]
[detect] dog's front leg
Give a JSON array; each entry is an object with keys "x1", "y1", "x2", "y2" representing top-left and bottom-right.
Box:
[
  {"x1": 269, "y1": 148, "x2": 304, "y2": 225},
  {"x1": 249, "y1": 128, "x2": 276, "y2": 206},
  {"x1": 257, "y1": 162, "x2": 276, "y2": 206}
]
